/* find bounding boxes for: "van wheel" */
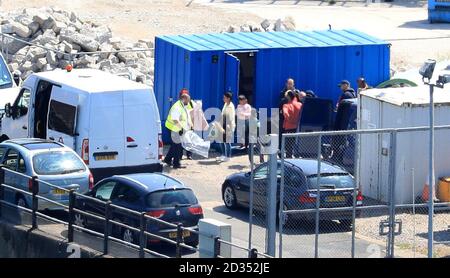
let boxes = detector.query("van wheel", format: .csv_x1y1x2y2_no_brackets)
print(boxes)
0,135,9,143
16,195,28,208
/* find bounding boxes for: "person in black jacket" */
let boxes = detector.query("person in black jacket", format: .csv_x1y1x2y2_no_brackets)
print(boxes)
336,80,356,110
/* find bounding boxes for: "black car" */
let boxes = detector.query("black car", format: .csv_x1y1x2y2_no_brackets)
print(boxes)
221,159,363,228
74,173,203,246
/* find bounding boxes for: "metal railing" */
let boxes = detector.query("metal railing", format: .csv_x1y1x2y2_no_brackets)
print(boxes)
0,165,271,258
213,237,273,258
0,166,207,258
278,125,450,258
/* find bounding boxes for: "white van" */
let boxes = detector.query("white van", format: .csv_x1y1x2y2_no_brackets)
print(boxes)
0,69,163,180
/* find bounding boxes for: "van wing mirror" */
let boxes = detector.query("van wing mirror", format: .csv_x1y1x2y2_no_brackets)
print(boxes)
4,103,11,118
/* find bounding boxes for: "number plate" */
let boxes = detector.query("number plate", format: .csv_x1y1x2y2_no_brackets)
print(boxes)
326,195,346,202
94,154,117,161
53,189,68,195
169,230,190,239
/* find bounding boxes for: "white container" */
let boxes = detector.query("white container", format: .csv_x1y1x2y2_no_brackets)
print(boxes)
358,85,450,204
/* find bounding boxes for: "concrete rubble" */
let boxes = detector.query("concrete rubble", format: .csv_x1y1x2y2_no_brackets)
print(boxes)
0,7,155,87
225,17,297,33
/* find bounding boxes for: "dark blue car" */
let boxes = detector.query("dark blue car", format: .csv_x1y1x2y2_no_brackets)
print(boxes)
221,159,363,229
74,173,203,246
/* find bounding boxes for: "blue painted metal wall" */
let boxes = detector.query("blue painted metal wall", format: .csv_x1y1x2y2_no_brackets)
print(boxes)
428,0,450,23
154,29,390,141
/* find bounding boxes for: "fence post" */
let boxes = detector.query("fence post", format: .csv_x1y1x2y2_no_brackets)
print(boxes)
387,130,397,258
175,223,184,258
249,248,258,258
314,135,323,258
67,189,75,243
213,236,221,258
0,166,4,217
278,135,286,258
139,212,146,258
103,201,111,255
31,176,39,229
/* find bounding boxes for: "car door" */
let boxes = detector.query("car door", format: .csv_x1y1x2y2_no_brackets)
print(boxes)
83,180,119,230
109,183,142,226
252,163,269,210
9,88,31,138
252,163,284,211
2,147,29,205
283,166,308,210
47,86,78,150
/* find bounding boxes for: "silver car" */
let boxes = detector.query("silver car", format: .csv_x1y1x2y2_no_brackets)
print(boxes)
0,138,93,210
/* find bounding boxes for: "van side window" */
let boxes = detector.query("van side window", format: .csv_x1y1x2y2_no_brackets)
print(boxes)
48,100,77,136
12,88,31,119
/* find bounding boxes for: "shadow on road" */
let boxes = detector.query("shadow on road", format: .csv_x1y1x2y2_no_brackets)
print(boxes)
212,204,354,235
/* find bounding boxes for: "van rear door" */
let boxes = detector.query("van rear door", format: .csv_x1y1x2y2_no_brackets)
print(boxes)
47,86,78,149
123,89,161,166
89,92,125,169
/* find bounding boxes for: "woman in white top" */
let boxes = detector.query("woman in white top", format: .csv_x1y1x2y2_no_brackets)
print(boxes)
218,91,236,162
236,95,252,149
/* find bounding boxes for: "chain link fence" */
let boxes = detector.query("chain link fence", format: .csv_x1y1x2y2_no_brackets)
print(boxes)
278,126,450,258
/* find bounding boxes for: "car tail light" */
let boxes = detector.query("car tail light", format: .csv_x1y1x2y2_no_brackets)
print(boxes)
89,173,94,190
146,210,166,219
81,139,89,165
158,133,164,160
299,192,316,204
356,190,363,205
126,136,135,143
188,206,203,215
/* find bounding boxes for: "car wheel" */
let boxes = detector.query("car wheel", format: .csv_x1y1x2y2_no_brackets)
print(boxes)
16,195,28,208
340,219,353,230
74,213,86,229
223,184,237,210
122,228,135,244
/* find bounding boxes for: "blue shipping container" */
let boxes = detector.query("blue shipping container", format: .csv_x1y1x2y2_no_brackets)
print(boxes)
154,29,390,141
428,0,450,23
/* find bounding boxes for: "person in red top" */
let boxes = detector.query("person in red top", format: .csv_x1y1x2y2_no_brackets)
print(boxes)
282,90,303,158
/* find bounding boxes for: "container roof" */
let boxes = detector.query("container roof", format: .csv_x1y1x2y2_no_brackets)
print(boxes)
360,85,450,107
157,29,388,51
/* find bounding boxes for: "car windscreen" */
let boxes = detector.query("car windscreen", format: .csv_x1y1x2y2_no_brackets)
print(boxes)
146,189,198,208
32,151,86,175
307,173,354,190
0,58,12,89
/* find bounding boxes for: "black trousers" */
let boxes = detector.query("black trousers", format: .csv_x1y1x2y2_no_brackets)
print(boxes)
165,132,183,167
283,129,297,158
165,142,183,167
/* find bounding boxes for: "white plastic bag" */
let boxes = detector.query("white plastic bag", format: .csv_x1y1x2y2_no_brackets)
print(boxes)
180,130,211,158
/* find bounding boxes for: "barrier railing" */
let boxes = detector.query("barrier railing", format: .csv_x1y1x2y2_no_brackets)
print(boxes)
0,166,205,258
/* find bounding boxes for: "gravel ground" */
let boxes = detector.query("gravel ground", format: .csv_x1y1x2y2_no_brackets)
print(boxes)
167,148,449,258
356,211,450,258
0,0,260,41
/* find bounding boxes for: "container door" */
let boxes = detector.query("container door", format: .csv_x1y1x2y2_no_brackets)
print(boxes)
224,53,240,98
47,86,78,150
